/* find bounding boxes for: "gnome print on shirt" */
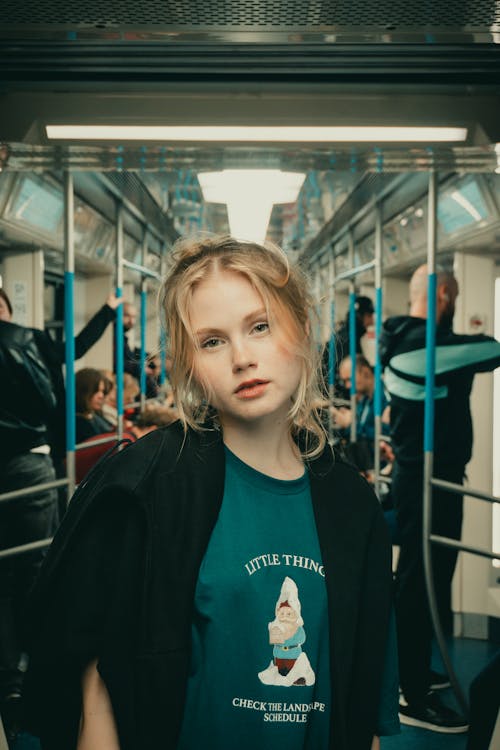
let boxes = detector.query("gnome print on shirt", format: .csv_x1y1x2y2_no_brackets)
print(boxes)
258,576,315,687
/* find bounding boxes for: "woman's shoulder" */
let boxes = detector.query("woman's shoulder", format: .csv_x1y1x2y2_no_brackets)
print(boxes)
309,445,380,511
88,420,222,492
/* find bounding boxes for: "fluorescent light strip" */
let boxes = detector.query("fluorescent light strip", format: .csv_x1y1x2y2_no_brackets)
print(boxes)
198,170,306,244
45,125,468,142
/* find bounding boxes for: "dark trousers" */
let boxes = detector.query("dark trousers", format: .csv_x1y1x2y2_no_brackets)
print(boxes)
0,452,58,698
392,461,464,706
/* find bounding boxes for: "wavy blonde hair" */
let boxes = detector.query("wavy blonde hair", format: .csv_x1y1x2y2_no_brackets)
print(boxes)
159,234,327,458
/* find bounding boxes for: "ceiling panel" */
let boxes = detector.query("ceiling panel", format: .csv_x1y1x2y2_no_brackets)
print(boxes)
2,0,499,37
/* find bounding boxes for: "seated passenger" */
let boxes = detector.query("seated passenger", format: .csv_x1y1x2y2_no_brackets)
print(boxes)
75,368,113,444
75,403,178,483
100,371,140,428
331,354,390,449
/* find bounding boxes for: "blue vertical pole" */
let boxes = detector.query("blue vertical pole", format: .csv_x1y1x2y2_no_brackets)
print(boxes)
424,272,437,453
328,299,336,391
374,203,383,498
349,288,357,442
64,273,75,450
160,242,167,387
422,171,468,716
374,286,383,416
140,231,148,409
140,286,147,402
160,327,167,387
348,232,357,442
115,205,124,440
328,253,336,443
63,172,76,501
349,291,357,382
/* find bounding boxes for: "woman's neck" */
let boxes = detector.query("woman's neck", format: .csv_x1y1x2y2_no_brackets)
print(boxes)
221,419,304,480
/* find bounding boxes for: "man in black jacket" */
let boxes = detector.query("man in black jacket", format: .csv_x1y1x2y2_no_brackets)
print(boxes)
381,265,500,733
0,289,59,744
0,287,120,744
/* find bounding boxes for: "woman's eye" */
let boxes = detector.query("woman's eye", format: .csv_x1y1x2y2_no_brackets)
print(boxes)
253,322,269,334
201,337,222,349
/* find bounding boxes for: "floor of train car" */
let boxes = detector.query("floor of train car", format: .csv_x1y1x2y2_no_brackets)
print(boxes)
8,636,499,750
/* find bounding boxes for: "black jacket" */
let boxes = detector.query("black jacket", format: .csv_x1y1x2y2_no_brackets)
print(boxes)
24,423,393,750
380,316,500,468
0,320,56,459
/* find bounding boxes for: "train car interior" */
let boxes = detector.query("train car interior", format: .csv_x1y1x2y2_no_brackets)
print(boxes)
0,1,499,748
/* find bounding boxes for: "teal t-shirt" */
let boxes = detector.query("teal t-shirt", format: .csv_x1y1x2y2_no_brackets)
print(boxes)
177,447,331,749
177,447,400,749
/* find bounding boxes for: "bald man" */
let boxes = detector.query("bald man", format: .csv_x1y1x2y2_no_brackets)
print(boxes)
380,264,500,733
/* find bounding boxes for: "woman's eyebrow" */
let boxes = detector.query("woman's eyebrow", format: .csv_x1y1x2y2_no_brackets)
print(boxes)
195,308,267,337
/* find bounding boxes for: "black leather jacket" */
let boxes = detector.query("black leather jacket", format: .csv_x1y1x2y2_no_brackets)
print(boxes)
0,320,56,460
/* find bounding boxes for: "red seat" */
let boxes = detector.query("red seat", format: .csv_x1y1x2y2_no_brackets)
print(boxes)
75,431,136,483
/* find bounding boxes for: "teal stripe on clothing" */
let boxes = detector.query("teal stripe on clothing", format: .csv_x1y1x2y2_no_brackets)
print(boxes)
385,368,448,402
390,340,500,378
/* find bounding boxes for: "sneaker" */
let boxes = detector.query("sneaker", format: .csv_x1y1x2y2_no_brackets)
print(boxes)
430,669,451,690
399,691,469,733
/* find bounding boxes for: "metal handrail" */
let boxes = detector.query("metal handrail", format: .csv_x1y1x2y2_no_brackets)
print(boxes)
0,478,69,504
0,538,53,560
430,535,500,562
75,435,118,451
333,259,376,284
430,478,500,505
122,258,161,280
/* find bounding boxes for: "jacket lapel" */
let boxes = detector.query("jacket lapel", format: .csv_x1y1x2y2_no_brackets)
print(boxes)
309,460,363,742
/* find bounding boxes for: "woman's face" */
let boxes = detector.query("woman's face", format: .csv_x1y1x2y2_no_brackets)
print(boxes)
105,384,117,408
0,296,12,322
89,381,106,413
189,269,302,432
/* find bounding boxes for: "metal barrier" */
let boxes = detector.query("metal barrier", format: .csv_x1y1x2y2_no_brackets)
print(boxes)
0,479,70,505
422,170,500,716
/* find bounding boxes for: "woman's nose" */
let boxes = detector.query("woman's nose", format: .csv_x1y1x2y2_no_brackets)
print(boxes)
231,340,256,373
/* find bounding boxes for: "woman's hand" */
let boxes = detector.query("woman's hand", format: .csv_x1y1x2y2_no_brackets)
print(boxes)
371,736,380,750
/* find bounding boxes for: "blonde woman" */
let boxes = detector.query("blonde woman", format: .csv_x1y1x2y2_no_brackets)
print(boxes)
24,236,399,750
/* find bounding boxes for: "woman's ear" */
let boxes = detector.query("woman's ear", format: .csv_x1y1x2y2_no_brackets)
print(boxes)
437,283,449,302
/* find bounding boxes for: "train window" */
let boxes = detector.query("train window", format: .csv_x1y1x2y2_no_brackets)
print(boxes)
437,176,489,235
4,174,63,236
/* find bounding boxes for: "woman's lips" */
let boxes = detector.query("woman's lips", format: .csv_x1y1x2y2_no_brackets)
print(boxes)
235,380,269,399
